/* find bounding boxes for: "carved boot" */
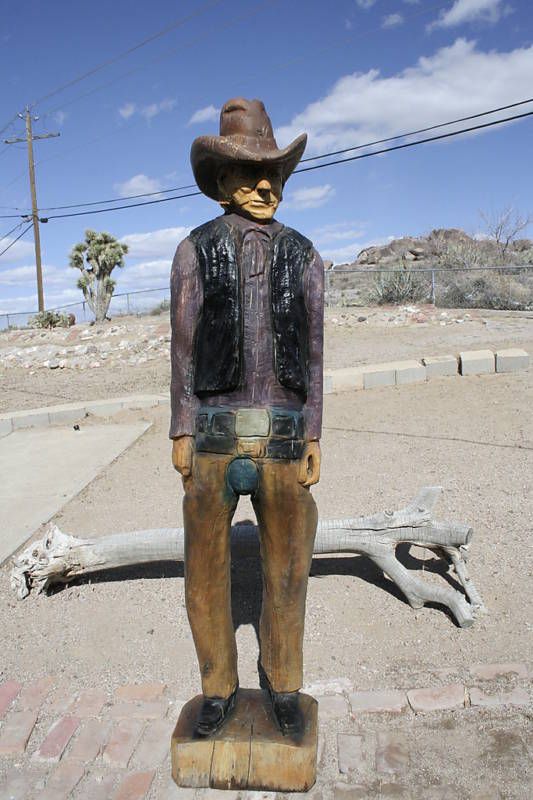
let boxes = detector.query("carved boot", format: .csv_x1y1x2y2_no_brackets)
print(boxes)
194,685,238,737
266,684,304,737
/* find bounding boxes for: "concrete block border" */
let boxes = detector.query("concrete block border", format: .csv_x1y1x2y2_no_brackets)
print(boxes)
0,345,529,432
495,347,530,373
324,347,529,395
0,394,169,438
459,349,495,376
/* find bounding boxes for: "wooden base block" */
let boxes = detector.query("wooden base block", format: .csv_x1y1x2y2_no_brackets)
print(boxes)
171,688,318,792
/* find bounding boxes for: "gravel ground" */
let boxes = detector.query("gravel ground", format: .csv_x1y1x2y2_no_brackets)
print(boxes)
1,308,531,797
1,368,531,690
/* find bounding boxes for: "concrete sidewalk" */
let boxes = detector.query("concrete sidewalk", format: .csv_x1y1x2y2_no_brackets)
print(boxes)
0,421,151,564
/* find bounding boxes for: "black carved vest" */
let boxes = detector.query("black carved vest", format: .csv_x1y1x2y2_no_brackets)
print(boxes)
189,216,313,399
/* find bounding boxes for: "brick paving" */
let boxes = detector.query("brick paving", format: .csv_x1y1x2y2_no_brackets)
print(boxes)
34,716,81,763
0,680,21,718
0,666,530,799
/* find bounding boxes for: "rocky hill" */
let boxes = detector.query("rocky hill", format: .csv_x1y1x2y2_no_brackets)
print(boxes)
335,228,533,269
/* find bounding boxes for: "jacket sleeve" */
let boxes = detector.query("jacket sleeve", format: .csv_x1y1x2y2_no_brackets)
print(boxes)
169,237,203,439
303,247,324,441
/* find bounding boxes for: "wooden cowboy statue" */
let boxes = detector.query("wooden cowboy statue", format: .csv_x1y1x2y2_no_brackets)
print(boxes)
170,97,324,738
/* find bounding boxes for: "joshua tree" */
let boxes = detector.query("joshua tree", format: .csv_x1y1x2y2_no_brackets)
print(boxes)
69,229,128,322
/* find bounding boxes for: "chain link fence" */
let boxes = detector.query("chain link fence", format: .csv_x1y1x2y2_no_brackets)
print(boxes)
1,265,532,330
0,286,171,330
324,264,533,310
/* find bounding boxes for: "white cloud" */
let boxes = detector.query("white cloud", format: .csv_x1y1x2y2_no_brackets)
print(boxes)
119,102,136,119
114,174,163,198
284,184,335,210
319,242,362,264
383,13,404,28
141,98,176,120
276,39,533,155
0,286,81,315
118,98,176,122
356,0,376,8
188,105,220,125
429,0,506,30
121,227,191,259
0,234,189,314
0,238,34,264
312,221,366,243
320,235,395,265
0,263,67,287
120,259,173,289
53,110,68,126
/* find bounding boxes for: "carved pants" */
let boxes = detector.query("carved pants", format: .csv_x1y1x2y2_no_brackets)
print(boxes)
182,452,318,698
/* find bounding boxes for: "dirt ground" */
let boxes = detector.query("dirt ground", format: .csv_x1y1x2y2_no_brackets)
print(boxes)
1,307,532,798
1,306,532,413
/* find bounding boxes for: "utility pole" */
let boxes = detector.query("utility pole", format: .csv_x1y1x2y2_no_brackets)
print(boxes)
4,107,59,312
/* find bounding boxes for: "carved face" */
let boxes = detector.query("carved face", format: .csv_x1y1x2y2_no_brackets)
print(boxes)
217,165,282,221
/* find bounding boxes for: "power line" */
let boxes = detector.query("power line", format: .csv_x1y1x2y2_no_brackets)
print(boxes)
45,190,202,219
1,105,532,222
32,95,533,211
45,108,533,220
31,0,223,108
0,223,33,258
13,0,440,206
300,96,533,164
0,114,19,137
36,0,436,123
38,0,272,121
0,221,25,245
38,183,198,211
33,0,432,166
294,108,533,175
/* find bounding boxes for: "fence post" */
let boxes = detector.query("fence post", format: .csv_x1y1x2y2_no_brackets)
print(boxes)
430,268,436,305
6,314,10,329
126,293,130,315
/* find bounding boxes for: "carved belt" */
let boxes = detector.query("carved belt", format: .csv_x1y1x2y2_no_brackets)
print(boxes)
194,406,305,460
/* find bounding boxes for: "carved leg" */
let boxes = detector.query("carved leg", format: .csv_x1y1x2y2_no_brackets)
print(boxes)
183,453,239,699
252,460,318,694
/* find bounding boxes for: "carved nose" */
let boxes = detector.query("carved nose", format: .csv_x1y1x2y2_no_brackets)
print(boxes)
256,178,272,192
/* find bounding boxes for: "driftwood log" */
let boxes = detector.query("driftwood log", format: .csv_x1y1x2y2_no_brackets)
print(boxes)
10,487,485,627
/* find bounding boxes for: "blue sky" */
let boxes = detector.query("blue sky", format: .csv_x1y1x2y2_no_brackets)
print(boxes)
1,0,532,314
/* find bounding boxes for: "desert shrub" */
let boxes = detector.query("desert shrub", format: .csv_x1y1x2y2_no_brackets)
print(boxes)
29,310,70,329
149,298,170,315
437,272,533,310
370,268,430,305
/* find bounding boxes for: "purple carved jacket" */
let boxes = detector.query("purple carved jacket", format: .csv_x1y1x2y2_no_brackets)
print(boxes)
169,212,324,441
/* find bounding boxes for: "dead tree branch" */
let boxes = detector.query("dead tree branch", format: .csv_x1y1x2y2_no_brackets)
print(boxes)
10,487,485,627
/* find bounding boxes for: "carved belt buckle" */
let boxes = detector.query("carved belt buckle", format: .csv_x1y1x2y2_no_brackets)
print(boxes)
235,409,270,438
237,438,267,458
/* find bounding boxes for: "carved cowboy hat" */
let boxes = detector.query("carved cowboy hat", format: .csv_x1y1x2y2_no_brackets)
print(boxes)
190,97,307,201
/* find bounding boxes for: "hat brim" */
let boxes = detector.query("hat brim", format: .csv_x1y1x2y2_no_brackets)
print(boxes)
190,133,307,201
